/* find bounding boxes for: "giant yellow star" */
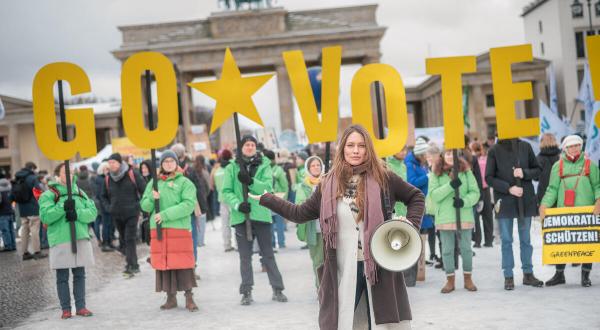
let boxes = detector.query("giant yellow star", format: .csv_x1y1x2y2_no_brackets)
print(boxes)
188,48,273,134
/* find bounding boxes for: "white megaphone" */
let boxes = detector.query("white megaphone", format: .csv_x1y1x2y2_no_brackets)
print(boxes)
370,216,422,272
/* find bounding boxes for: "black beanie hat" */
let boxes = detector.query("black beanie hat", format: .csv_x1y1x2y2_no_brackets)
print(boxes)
108,153,122,163
240,135,258,147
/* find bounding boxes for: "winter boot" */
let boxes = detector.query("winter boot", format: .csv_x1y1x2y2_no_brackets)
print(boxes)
545,271,565,286
75,308,93,317
441,274,455,294
504,277,515,291
523,273,544,287
61,310,72,319
582,270,592,287
272,289,288,302
241,291,253,306
33,252,47,260
463,273,477,291
184,290,199,312
160,293,177,310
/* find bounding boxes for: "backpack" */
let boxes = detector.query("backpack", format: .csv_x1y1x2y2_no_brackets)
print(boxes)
105,169,139,198
12,176,33,203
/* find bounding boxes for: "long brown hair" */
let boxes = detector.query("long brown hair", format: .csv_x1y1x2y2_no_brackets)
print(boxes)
328,125,388,221
432,150,470,177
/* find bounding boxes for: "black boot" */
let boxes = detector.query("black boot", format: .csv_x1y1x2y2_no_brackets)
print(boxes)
272,289,288,302
504,277,515,291
582,270,592,287
523,273,543,287
545,271,565,286
240,291,253,306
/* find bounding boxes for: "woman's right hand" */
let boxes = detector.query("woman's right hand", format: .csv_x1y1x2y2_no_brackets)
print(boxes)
152,190,160,200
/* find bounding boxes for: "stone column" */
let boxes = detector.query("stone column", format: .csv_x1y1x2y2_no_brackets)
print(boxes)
276,64,295,131
471,85,485,140
9,124,20,174
179,72,194,150
532,81,547,118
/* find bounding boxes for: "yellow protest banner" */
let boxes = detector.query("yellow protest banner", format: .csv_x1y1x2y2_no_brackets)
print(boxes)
112,137,151,161
587,35,600,128
542,206,600,265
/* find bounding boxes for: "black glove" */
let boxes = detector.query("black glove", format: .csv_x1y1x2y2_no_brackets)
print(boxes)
453,197,464,208
450,178,462,189
238,201,251,214
238,172,253,186
64,199,77,222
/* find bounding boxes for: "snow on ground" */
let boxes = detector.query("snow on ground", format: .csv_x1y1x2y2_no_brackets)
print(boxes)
15,219,600,329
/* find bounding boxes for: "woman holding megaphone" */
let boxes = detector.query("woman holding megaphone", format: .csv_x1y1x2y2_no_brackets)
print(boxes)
428,149,480,294
250,125,425,330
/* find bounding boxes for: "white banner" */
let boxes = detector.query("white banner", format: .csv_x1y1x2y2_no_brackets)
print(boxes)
540,100,573,143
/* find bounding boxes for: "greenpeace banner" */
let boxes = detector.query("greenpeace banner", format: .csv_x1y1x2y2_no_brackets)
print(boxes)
542,206,600,265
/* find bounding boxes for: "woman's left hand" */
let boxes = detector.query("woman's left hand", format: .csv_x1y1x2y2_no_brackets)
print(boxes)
154,213,162,224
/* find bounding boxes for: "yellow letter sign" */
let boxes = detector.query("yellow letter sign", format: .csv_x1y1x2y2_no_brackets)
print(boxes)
426,56,477,149
490,44,539,139
32,62,96,160
351,64,409,158
121,52,179,149
283,46,341,143
586,36,600,128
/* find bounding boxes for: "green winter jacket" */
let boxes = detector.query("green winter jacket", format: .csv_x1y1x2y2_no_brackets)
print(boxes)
295,181,320,245
428,170,480,225
293,166,306,192
272,164,289,200
213,166,226,202
140,172,197,230
39,181,98,247
541,154,600,208
222,156,274,225
386,156,408,216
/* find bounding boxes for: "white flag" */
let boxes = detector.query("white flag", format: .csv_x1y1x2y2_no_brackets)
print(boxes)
577,64,596,132
0,97,5,120
547,64,559,115
540,100,573,142
585,101,600,163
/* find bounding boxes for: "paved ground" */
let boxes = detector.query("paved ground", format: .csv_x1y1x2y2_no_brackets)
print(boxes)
4,218,600,329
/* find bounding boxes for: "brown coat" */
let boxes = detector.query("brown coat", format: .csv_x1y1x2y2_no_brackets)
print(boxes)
260,171,425,329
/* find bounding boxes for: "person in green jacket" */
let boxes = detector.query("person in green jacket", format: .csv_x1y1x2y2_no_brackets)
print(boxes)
39,163,97,319
539,134,600,287
264,149,289,249
428,149,480,294
140,150,199,312
295,155,325,289
211,149,235,252
221,135,287,305
386,147,408,216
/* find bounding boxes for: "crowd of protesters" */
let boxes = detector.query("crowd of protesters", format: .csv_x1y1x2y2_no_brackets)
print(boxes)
2,126,599,322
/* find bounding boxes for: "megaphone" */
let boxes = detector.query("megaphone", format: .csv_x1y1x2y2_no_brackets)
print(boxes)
370,217,422,272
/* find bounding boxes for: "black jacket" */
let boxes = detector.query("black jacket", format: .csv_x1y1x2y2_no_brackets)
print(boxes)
0,179,14,216
536,146,561,204
485,139,541,218
181,161,209,216
13,168,42,217
100,164,146,219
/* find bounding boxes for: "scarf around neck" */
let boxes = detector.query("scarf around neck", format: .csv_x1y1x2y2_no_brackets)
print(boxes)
320,161,385,285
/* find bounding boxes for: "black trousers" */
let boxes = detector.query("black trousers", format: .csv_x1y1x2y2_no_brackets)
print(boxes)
235,221,284,294
481,187,494,245
355,261,372,330
114,215,139,267
556,264,593,271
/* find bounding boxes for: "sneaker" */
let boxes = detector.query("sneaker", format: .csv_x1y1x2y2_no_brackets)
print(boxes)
33,252,47,260
61,310,72,319
101,245,114,252
131,265,140,274
122,266,134,277
504,277,515,291
272,289,288,302
22,252,34,261
523,273,543,287
473,243,481,248
76,308,93,317
582,270,592,287
545,271,565,287
241,292,253,306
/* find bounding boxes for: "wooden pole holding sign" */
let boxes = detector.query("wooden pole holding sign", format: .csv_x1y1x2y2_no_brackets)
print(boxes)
144,70,162,241
452,149,463,238
57,80,77,254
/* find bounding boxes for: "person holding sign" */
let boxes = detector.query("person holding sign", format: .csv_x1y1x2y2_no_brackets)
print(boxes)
251,125,425,330
428,149,480,293
140,151,199,312
39,163,97,319
539,135,600,287
221,135,287,306
486,138,544,290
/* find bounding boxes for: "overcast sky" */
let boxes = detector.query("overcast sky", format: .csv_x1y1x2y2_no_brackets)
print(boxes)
0,0,534,132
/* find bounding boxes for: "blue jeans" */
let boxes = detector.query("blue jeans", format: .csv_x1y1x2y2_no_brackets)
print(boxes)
198,214,207,247
56,267,86,311
92,215,102,241
101,212,113,245
39,224,49,249
0,215,16,250
498,217,534,278
271,214,286,248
